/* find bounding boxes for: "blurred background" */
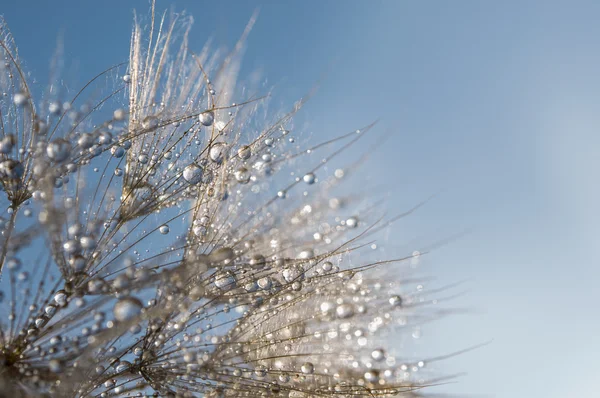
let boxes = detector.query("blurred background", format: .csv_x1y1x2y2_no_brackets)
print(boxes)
2,1,598,396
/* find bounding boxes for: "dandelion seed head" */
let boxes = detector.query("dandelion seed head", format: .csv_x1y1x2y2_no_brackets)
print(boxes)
0,6,445,397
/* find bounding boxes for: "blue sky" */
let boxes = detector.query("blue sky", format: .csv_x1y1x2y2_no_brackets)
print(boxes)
2,1,599,397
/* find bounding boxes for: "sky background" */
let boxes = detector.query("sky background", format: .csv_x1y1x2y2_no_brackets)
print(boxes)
2,1,599,397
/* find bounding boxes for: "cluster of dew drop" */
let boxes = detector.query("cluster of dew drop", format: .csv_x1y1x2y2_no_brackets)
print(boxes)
0,9,444,398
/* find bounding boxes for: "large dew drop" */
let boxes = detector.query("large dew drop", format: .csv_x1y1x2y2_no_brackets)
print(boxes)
237,145,251,160
234,167,250,184
46,139,72,162
183,163,204,185
199,111,214,126
113,297,143,322
209,143,227,163
301,362,314,374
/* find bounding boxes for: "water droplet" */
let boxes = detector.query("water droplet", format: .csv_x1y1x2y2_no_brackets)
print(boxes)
254,365,267,378
111,146,125,158
257,277,272,290
113,108,126,121
209,142,227,163
13,92,27,106
49,359,62,373
249,254,266,269
301,362,314,374
199,111,214,126
47,139,72,162
389,295,402,307
159,224,170,235
6,257,21,270
183,163,204,185
113,297,143,322
115,361,131,373
336,303,354,319
214,272,236,290
48,102,61,115
142,116,159,129
282,265,304,283
54,291,68,306
303,172,315,184
346,216,358,228
209,247,235,265
0,160,24,179
237,145,251,160
69,255,86,272
371,348,385,362
234,167,250,184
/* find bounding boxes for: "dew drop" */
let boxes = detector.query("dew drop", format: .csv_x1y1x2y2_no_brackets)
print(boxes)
301,362,314,374
346,216,358,228
113,297,143,322
303,172,315,184
237,145,251,160
199,111,214,126
389,295,402,307
234,167,250,184
336,303,354,319
159,224,170,235
183,163,204,185
209,142,227,163
47,139,72,162
371,348,385,362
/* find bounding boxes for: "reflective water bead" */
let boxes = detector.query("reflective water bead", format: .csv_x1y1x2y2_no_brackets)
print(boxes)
69,255,86,272
389,295,402,307
159,224,170,235
254,365,267,378
209,247,235,265
6,257,21,270
346,216,358,228
209,142,227,163
249,254,266,268
371,348,386,362
113,297,143,322
111,146,125,158
80,236,96,250
0,160,24,179
77,133,95,149
257,277,272,290
301,362,314,374
13,92,27,106
214,272,236,290
336,303,354,319
47,139,72,162
54,291,68,306
183,163,204,185
113,108,126,121
234,167,250,184
48,102,61,115
199,111,214,126
237,145,251,160
303,172,316,184
115,361,131,373
142,116,159,129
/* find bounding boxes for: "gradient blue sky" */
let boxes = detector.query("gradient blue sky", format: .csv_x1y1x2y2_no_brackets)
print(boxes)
2,1,598,397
